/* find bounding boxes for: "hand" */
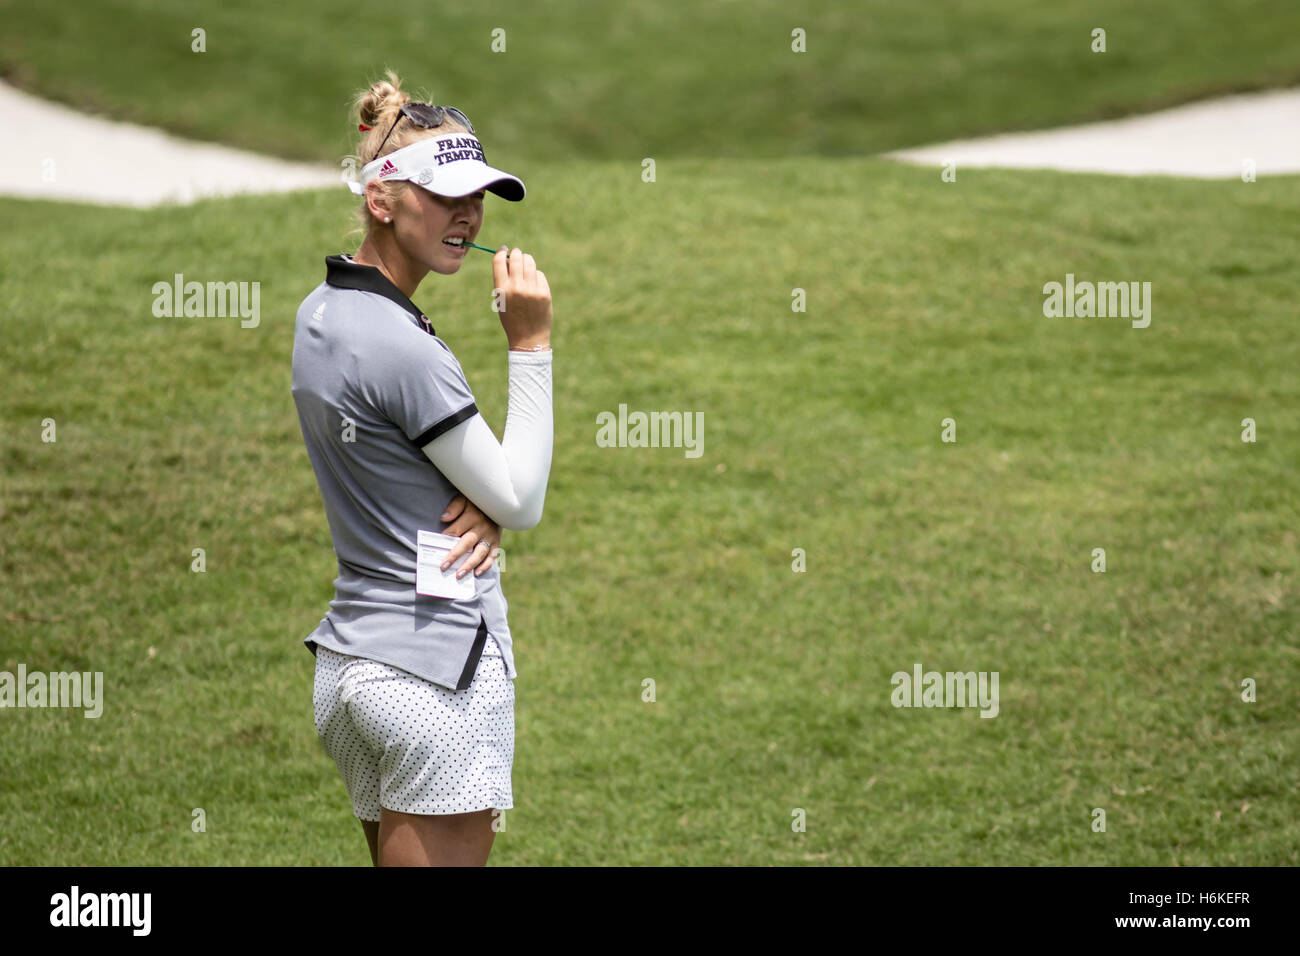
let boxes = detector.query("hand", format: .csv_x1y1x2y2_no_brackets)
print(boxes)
439,494,502,577
493,246,552,350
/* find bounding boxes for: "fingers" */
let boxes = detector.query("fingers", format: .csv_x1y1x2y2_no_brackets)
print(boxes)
495,247,549,348
440,494,467,524
455,539,496,578
505,247,539,283
492,246,510,290
439,532,497,579
497,246,543,292
442,512,470,537
440,530,480,571
457,541,486,577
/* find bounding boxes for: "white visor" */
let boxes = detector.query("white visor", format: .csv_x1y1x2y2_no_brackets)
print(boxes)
348,132,525,201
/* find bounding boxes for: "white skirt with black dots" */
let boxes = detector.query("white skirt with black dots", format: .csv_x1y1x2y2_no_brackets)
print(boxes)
312,635,514,820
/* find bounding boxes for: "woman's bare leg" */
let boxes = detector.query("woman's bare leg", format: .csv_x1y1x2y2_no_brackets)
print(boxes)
361,820,380,866
378,807,497,866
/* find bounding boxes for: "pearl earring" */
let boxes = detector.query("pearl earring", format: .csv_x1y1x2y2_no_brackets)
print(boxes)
384,216,391,223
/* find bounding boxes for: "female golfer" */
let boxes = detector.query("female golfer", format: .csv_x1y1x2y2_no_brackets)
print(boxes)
291,72,553,866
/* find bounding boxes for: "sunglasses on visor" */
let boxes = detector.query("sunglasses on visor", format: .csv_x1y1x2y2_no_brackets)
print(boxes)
370,103,476,158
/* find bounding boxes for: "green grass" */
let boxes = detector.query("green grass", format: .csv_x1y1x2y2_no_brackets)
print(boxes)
3,0,1300,163
1,156,1296,864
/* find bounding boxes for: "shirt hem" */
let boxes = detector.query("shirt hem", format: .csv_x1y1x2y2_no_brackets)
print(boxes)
304,631,518,689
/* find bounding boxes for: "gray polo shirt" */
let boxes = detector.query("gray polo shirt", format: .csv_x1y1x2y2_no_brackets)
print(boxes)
291,254,516,690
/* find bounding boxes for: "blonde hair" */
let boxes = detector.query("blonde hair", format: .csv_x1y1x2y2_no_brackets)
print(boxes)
345,69,473,239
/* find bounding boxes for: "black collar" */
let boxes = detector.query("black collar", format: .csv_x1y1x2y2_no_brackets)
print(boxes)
324,254,436,336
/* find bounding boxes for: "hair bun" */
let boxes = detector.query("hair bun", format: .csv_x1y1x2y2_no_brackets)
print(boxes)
354,69,410,131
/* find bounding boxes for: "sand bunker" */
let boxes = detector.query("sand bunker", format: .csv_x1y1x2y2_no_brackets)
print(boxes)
886,87,1300,178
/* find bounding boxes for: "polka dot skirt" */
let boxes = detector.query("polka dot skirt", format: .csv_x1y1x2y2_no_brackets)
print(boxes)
312,635,514,820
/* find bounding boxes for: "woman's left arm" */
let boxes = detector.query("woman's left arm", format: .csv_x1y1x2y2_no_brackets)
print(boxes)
439,493,502,577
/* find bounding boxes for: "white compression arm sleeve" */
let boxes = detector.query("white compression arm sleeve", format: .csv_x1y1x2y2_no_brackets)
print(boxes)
421,350,553,531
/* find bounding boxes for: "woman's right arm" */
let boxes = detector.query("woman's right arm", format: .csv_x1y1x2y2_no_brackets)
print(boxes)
423,246,553,531
421,349,553,531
